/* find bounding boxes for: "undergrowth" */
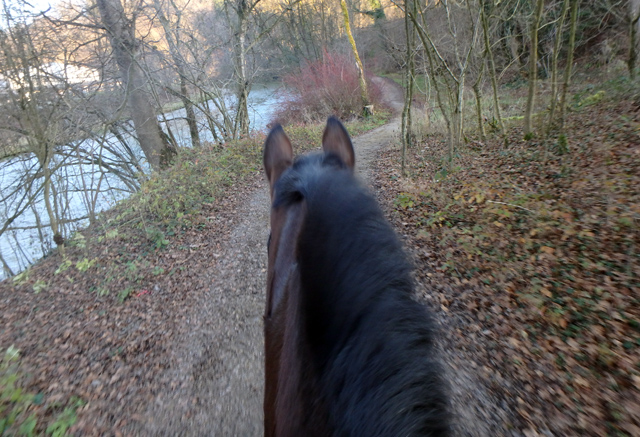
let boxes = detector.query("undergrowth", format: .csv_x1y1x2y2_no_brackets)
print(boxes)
381,74,640,434
1,346,84,436
273,52,385,124
104,112,389,237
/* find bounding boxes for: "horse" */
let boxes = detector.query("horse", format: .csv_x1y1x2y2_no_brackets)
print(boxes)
263,116,450,436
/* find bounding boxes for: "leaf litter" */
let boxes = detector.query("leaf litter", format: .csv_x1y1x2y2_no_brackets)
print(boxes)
372,96,640,435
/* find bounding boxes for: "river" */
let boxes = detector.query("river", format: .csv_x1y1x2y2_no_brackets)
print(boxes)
0,84,282,280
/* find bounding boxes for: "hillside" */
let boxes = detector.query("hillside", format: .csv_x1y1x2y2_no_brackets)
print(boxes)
372,75,640,435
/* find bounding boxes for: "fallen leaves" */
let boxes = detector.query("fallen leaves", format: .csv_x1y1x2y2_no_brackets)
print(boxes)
539,246,554,255
373,97,640,435
0,168,266,434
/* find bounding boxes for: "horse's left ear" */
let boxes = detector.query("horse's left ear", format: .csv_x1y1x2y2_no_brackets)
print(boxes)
264,124,293,194
322,116,355,170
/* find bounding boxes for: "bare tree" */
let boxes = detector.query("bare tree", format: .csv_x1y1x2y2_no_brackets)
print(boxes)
480,0,505,136
151,0,200,148
223,0,301,137
401,0,416,176
0,4,68,254
0,0,146,277
559,0,580,130
547,0,571,132
405,0,481,163
472,58,487,141
265,0,341,65
95,0,173,169
524,0,545,136
341,0,369,109
629,0,640,78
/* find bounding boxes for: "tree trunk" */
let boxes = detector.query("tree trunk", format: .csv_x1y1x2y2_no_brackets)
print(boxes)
473,61,487,142
629,0,640,79
410,9,453,164
235,12,250,137
559,0,579,130
153,0,201,148
481,0,505,136
42,162,63,255
524,0,545,136
341,0,369,109
96,0,171,170
548,0,570,133
180,76,200,147
227,0,302,137
452,77,464,162
401,0,415,176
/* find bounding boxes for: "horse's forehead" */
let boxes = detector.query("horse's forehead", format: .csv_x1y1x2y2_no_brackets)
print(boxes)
294,151,323,165
289,153,324,175
290,152,346,181
272,154,321,202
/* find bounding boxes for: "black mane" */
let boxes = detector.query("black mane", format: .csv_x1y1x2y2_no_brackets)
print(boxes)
272,152,450,436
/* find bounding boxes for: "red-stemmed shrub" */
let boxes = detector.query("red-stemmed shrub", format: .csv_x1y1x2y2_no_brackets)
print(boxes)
272,52,384,125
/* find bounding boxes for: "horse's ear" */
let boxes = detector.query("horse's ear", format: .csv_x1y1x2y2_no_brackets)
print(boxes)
322,116,355,170
264,124,293,193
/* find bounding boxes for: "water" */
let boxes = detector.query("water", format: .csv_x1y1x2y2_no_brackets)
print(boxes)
0,84,282,280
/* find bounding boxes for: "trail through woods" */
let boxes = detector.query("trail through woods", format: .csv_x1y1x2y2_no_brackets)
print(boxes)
140,77,408,434
0,78,512,435
141,77,508,435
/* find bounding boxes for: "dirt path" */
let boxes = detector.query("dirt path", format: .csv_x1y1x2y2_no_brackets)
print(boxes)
144,185,268,435
142,78,503,435
141,77,406,435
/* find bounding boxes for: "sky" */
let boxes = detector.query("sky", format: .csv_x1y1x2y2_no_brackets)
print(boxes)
0,0,67,31
26,0,53,13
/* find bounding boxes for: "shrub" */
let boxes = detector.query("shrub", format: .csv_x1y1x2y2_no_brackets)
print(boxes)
119,138,263,227
273,51,384,124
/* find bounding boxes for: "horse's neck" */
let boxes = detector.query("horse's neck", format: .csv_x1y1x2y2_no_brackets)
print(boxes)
273,268,331,437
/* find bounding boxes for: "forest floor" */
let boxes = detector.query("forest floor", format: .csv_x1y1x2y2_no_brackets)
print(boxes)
1,73,639,436
372,76,640,435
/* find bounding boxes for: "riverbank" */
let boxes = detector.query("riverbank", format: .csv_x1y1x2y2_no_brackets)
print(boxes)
0,82,283,161
0,83,288,280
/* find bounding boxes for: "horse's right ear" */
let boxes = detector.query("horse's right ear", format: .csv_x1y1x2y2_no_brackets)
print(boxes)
264,124,293,194
322,116,355,170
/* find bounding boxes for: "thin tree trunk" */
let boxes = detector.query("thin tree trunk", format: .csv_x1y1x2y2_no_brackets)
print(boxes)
96,0,170,170
227,0,302,136
341,0,369,108
453,77,465,162
412,16,452,161
481,0,505,135
559,0,579,130
547,0,570,133
0,252,14,278
524,0,545,136
153,0,201,148
41,157,64,254
473,61,487,142
234,12,250,137
180,76,200,147
629,0,640,79
401,0,415,176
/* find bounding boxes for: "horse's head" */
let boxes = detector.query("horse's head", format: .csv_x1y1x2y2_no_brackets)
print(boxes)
263,117,354,319
262,117,354,436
